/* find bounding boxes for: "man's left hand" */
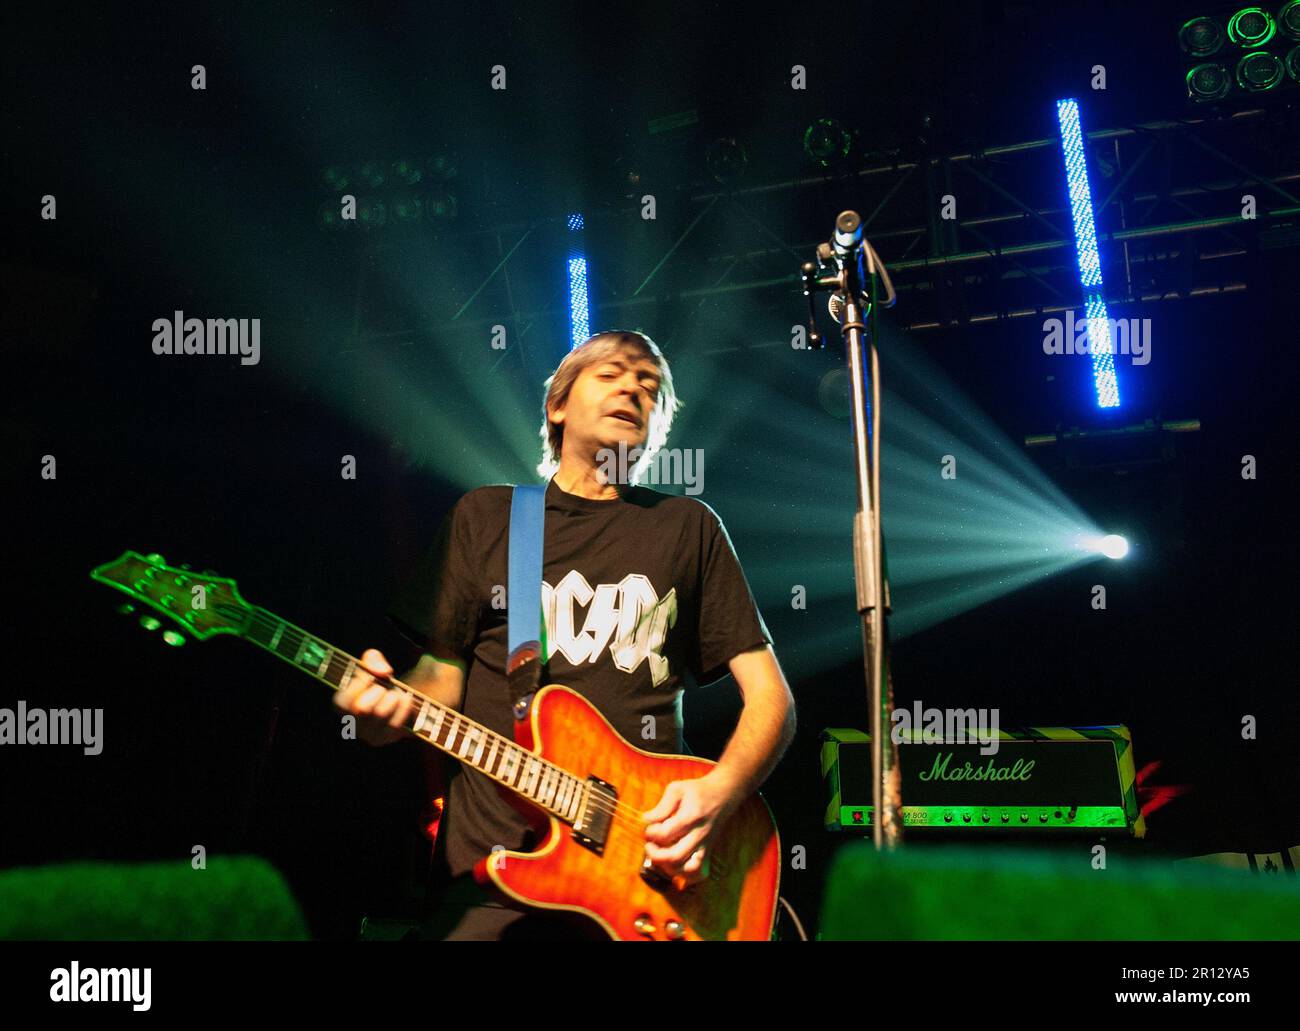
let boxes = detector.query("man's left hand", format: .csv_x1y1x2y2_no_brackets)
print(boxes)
642,768,744,887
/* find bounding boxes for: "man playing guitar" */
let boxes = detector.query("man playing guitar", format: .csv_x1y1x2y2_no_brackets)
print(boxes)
334,330,796,940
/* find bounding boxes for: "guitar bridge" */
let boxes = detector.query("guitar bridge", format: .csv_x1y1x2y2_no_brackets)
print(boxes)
572,775,617,855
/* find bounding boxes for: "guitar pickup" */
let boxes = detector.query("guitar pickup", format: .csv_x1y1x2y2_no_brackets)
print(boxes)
572,775,617,855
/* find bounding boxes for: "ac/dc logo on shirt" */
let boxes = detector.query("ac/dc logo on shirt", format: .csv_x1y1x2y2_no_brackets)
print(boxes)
540,571,678,686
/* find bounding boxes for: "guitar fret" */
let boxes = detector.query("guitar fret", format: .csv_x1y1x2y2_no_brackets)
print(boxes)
234,607,588,830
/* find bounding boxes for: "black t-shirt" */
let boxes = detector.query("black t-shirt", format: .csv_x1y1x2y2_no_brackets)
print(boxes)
387,476,772,880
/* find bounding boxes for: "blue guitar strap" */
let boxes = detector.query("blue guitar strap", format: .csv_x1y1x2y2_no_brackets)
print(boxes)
506,483,547,721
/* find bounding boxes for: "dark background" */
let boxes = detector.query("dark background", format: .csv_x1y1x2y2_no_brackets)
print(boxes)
4,0,1298,938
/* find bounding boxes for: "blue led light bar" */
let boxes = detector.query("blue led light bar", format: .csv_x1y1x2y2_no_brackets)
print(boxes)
566,212,590,348
1056,99,1120,409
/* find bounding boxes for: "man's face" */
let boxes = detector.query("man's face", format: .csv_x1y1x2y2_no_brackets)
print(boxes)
549,350,661,458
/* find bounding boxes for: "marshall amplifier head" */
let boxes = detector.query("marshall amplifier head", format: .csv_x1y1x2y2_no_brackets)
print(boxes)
820,726,1144,837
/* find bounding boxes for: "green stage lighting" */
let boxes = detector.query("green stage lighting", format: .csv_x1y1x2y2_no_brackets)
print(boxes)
1287,45,1300,81
356,197,387,229
1186,62,1232,101
320,165,352,192
390,189,423,223
1282,0,1300,39
1179,16,1226,57
358,160,387,189
804,119,851,167
390,159,423,186
1236,49,1284,89
425,188,458,219
317,200,345,230
1227,7,1276,48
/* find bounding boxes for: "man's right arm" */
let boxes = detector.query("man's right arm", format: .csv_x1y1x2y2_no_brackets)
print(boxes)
333,648,466,746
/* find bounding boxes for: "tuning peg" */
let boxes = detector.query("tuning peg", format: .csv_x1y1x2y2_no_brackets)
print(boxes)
161,630,186,647
144,553,166,566
116,603,136,616
139,615,161,631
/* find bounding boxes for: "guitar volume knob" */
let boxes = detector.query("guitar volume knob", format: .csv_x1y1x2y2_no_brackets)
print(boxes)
633,915,657,937
665,920,685,940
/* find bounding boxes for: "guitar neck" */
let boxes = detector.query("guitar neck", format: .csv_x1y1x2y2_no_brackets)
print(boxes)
242,607,587,826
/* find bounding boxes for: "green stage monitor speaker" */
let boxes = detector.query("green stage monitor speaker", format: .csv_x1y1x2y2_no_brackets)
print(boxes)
821,842,1300,940
0,856,309,940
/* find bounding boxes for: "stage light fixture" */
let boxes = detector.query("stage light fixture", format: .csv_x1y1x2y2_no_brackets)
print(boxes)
320,165,352,192
567,213,590,349
568,257,590,347
358,161,387,189
1179,16,1226,56
424,188,458,219
1287,44,1300,80
356,198,387,229
803,118,851,167
1098,534,1129,560
1236,48,1285,89
1186,61,1233,100
1227,7,1276,47
706,136,749,186
390,159,423,186
1055,98,1120,409
316,200,345,230
390,189,423,223
1282,0,1300,39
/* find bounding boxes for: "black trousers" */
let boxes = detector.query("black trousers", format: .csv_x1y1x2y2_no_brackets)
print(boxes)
420,875,609,941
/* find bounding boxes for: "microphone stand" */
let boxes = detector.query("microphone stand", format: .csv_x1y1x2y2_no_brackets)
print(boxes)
801,211,903,849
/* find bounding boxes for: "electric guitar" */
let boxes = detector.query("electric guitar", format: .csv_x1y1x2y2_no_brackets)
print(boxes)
91,551,782,940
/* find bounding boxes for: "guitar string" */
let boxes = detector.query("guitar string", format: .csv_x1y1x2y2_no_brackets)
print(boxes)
245,612,694,844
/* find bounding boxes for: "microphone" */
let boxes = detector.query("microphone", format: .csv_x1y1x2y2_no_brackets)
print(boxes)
832,210,863,259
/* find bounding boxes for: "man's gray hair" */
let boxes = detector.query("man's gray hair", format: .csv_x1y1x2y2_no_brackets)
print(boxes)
536,330,682,481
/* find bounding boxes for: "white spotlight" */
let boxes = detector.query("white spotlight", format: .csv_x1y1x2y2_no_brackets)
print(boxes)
1099,534,1129,560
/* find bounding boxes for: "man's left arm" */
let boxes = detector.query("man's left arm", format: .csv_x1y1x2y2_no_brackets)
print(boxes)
642,644,795,882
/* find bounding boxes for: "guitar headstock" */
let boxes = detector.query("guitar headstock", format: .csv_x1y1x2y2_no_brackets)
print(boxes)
90,551,252,641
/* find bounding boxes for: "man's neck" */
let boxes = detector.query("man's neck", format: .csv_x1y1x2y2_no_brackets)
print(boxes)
553,457,625,501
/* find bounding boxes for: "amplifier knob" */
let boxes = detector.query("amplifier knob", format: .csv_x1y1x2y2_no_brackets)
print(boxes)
1020,813,1029,823
944,812,953,823
962,813,972,823
1039,813,1049,823
981,812,991,823
1000,813,1010,823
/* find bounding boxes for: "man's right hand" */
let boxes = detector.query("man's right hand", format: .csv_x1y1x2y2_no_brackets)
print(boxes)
333,648,414,747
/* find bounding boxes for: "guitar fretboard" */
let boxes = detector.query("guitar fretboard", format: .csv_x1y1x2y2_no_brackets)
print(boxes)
244,607,589,826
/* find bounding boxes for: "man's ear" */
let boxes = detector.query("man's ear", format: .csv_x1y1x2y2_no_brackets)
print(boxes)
547,398,565,426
